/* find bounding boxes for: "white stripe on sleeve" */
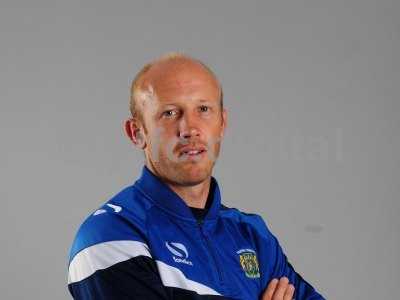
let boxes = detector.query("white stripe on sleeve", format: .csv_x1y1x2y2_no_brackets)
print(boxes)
68,240,152,284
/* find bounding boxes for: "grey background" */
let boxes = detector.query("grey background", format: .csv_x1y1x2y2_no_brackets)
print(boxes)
1,0,399,299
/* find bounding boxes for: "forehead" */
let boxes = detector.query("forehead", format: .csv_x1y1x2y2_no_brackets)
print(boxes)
141,59,220,102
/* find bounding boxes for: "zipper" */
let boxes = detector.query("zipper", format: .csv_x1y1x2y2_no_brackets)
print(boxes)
197,219,224,285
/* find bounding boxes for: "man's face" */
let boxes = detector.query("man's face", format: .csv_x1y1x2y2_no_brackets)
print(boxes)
137,60,227,186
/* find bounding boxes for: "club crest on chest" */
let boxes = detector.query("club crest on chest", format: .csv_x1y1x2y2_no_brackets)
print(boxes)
237,248,260,279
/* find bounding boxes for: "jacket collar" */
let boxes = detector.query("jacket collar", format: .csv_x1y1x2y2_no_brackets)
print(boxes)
134,165,221,222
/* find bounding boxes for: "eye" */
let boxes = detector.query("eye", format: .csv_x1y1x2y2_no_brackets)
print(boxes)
199,105,210,113
162,109,177,118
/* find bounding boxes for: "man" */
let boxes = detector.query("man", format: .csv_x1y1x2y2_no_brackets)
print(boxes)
67,53,325,300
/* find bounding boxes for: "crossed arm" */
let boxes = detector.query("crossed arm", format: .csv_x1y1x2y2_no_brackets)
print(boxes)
261,277,295,300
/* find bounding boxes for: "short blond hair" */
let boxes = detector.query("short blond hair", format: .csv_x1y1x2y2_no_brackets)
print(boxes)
129,52,223,120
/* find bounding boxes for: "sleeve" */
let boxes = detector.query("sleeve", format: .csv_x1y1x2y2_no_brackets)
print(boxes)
67,210,172,300
68,242,171,300
252,215,325,300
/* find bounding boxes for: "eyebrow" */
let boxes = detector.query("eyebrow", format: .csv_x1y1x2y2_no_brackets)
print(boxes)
161,99,215,105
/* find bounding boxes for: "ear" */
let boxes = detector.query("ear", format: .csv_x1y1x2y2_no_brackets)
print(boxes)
220,109,228,139
124,118,146,149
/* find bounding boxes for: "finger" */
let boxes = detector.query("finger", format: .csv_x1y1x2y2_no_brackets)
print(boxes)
283,284,295,300
262,278,279,300
272,277,289,300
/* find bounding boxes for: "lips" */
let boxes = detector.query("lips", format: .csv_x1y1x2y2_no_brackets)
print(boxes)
178,145,207,157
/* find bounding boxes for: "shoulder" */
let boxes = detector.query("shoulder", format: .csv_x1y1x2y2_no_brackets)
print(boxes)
219,204,273,240
68,184,154,264
67,184,156,285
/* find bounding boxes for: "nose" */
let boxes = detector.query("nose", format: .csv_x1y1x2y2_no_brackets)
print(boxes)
178,113,200,140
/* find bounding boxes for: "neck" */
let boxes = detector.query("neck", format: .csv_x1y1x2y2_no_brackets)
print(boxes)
167,177,211,209
145,162,211,209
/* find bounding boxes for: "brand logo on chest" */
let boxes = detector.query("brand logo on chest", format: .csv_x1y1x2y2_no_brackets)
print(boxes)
165,241,193,266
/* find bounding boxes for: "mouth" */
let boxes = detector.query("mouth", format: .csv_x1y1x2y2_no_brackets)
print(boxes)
178,146,207,159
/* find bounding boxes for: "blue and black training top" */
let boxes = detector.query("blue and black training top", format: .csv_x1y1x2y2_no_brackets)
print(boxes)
68,165,324,299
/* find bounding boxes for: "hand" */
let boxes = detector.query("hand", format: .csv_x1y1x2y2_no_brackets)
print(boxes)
261,277,295,300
